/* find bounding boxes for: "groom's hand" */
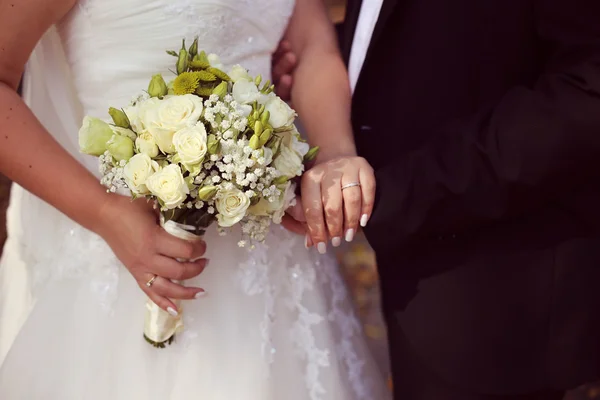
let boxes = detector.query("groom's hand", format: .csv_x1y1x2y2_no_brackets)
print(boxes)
272,39,297,101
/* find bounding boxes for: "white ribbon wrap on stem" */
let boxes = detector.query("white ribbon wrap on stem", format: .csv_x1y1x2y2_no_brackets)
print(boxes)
143,218,204,347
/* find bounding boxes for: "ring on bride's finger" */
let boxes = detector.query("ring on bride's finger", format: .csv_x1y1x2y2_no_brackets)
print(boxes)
146,275,158,288
341,182,361,191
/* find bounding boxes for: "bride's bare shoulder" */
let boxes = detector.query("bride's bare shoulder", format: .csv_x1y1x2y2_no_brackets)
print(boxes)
0,0,77,89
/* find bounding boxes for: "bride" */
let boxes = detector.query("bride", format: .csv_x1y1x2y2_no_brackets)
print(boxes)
0,0,389,399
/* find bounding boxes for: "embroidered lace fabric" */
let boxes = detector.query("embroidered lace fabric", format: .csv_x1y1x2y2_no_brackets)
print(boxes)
0,1,390,399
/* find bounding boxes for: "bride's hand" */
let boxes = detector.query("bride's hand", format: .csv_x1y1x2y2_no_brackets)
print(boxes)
301,156,375,254
96,195,208,314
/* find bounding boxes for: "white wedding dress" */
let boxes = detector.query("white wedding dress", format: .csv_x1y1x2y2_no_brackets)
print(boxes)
0,1,390,399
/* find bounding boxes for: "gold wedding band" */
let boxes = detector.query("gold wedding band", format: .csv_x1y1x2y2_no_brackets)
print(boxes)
146,275,158,288
341,182,361,191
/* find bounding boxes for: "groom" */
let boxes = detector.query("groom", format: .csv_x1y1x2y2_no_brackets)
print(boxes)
276,0,600,398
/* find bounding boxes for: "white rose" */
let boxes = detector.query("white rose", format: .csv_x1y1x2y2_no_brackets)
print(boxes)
172,124,208,166
135,131,159,158
207,53,225,71
228,65,252,83
215,188,251,227
232,80,261,105
123,153,159,195
272,130,309,179
146,164,189,209
264,97,296,129
141,94,204,154
248,182,296,224
124,97,160,133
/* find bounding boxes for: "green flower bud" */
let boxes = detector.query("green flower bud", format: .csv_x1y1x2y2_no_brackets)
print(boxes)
273,176,289,185
198,50,209,64
259,128,272,146
78,116,114,156
207,134,220,154
249,134,261,150
260,110,270,126
303,146,320,163
148,74,168,98
254,121,263,136
176,46,189,75
106,134,134,162
254,74,262,86
108,107,130,129
197,185,219,201
166,50,178,57
189,37,199,58
212,81,228,99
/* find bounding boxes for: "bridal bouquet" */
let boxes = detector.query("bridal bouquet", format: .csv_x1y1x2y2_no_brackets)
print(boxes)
78,38,318,347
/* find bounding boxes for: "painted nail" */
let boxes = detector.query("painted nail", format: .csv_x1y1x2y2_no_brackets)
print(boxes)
167,307,179,317
345,229,355,243
360,214,369,228
317,242,327,254
304,235,310,249
332,237,342,248
195,291,206,299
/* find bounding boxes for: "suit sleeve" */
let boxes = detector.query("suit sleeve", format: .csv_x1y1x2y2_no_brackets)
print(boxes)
364,0,600,255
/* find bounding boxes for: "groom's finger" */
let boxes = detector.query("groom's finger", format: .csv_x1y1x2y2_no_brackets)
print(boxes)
359,167,376,227
273,52,296,84
341,174,362,243
321,175,344,247
301,170,328,254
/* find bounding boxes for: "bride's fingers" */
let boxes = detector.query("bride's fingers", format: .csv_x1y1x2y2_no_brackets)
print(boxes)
358,167,376,227
321,175,344,247
151,255,208,281
150,276,206,300
140,279,178,314
301,170,328,254
341,175,362,243
156,231,207,261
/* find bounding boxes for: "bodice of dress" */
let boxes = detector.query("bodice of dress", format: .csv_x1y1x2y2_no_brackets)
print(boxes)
59,0,294,122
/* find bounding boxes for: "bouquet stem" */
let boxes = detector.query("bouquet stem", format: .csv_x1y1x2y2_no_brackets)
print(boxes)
143,209,213,348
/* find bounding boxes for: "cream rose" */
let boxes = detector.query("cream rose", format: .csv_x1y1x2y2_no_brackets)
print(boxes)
172,124,208,166
248,181,296,224
264,97,296,129
124,97,159,133
78,116,114,156
272,130,310,179
228,65,252,83
232,80,260,105
146,164,189,209
141,94,204,154
135,131,159,158
123,153,159,195
215,188,251,227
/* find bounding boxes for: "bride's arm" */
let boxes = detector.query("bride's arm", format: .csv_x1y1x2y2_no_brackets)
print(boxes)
0,0,207,312
284,0,375,252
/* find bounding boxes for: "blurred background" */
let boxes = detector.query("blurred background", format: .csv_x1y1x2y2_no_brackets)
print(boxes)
0,1,595,398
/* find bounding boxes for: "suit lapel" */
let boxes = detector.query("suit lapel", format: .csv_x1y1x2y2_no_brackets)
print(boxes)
370,0,399,48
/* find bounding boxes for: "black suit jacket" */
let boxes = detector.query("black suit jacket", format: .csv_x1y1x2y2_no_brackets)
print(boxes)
344,0,600,393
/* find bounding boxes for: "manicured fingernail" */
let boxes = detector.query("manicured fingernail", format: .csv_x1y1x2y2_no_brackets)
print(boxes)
360,214,369,228
345,229,355,242
317,242,327,254
167,307,179,317
332,237,342,247
195,291,206,299
304,235,310,249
